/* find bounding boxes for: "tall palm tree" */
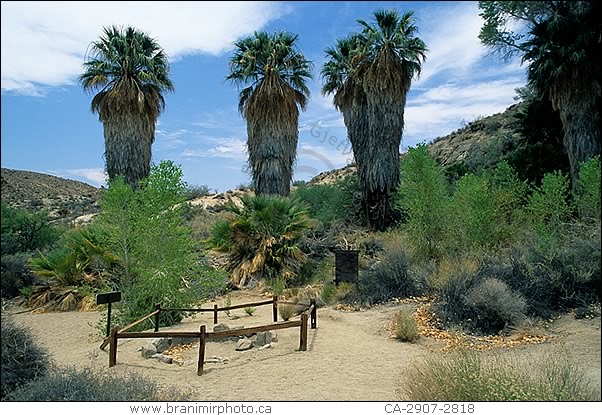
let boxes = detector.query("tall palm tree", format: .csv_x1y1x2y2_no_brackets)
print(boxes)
322,10,427,230
522,1,601,187
79,26,174,188
227,31,313,196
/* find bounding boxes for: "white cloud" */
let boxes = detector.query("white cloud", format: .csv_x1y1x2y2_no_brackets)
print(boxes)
1,1,287,95
49,167,107,187
181,138,247,160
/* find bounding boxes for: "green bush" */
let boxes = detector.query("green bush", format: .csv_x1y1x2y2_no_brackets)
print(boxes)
183,184,212,200
354,246,426,305
399,350,600,401
575,155,601,221
8,366,189,401
391,307,419,342
1,254,36,299
1,201,61,255
399,145,451,260
1,316,50,399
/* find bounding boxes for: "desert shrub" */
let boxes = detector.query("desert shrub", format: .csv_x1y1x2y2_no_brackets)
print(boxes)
354,246,426,305
465,278,527,333
1,316,50,399
399,145,451,260
291,182,347,226
244,307,255,316
575,155,601,221
436,272,527,334
206,195,310,288
1,201,61,255
1,254,36,299
278,303,295,321
183,184,212,200
399,350,600,401
390,307,419,342
8,366,189,401
320,282,338,305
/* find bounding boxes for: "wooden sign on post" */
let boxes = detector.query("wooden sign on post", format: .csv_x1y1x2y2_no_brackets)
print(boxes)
96,291,122,337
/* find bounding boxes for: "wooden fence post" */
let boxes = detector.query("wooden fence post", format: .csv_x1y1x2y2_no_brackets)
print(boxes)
273,295,278,322
197,325,206,376
310,299,317,329
154,303,161,332
213,304,218,325
109,326,118,368
300,313,308,351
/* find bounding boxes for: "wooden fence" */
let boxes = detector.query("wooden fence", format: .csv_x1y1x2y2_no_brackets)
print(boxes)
106,298,317,376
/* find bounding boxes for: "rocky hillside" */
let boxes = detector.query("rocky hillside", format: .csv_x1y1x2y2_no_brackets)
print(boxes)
1,168,102,223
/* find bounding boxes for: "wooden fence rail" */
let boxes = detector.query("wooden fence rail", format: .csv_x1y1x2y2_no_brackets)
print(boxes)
107,298,318,376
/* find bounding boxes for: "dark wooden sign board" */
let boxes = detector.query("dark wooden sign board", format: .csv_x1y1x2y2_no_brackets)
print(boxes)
334,249,359,286
96,291,122,337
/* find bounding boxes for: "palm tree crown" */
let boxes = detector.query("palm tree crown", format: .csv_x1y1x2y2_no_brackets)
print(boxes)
321,9,427,230
227,31,313,196
80,25,174,187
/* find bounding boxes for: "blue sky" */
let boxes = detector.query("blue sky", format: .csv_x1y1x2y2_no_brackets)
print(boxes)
1,1,526,192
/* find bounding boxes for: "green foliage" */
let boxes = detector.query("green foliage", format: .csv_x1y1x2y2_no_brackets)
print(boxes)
8,366,189,401
1,316,50,399
390,307,419,342
183,184,212,200
244,307,256,316
575,156,601,221
1,201,60,255
95,161,214,329
526,170,572,242
400,350,600,401
1,254,35,299
206,195,310,288
399,145,451,259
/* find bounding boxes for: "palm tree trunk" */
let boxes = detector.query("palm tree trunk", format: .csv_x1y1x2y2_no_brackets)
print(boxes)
103,112,154,188
247,114,298,197
553,83,601,188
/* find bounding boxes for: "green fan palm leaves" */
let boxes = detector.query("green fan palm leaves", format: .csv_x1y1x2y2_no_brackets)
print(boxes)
322,9,427,230
227,31,313,196
522,1,601,186
206,195,310,288
79,26,174,188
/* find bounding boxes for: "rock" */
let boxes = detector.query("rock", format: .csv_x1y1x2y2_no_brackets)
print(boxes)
253,331,273,347
270,330,278,343
213,323,230,332
141,345,157,359
236,338,253,351
151,338,171,353
151,353,173,364
258,344,271,351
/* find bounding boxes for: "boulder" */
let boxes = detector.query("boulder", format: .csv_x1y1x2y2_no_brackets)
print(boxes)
253,331,273,347
235,338,253,351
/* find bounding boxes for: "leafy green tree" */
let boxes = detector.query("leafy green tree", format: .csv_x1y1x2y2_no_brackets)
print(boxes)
575,156,601,221
80,26,174,188
322,9,427,230
399,145,450,260
206,195,310,288
479,1,601,187
226,31,313,196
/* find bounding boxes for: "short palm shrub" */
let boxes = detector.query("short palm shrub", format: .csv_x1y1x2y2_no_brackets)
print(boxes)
1,316,50,399
8,366,189,401
390,308,419,342
244,307,256,316
206,195,310,288
399,350,600,401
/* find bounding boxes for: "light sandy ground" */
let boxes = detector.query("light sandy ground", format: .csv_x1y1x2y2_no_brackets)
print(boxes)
7,290,601,401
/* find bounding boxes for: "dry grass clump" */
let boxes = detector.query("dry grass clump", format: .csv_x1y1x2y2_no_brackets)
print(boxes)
389,307,419,342
398,350,600,401
278,303,295,321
